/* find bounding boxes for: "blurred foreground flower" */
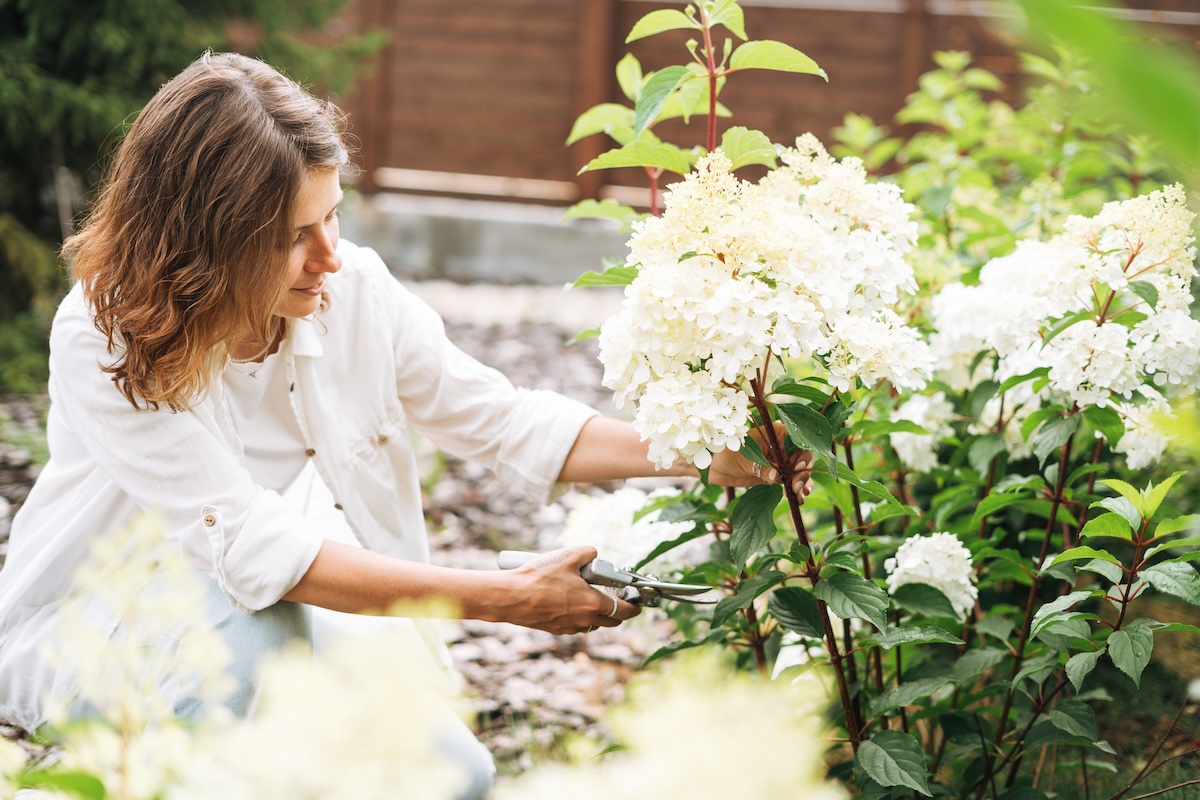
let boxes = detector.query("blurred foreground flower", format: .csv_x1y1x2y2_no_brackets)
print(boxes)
556,487,697,572
169,634,471,800
884,532,978,621
497,653,844,799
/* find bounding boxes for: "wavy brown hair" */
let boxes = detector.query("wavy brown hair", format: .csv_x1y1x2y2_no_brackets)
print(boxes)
64,51,350,410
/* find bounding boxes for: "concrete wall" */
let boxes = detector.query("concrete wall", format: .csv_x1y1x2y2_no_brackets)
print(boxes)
339,192,630,287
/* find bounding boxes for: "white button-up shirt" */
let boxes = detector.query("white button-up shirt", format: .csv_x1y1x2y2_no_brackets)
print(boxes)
0,240,597,730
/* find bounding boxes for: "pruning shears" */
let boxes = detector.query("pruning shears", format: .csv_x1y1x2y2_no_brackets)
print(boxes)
497,550,717,607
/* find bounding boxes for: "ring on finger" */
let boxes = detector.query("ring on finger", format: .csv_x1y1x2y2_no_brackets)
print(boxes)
586,625,595,633
751,462,763,479
606,595,619,619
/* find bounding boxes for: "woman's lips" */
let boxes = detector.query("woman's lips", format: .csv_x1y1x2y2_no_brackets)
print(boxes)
292,279,325,296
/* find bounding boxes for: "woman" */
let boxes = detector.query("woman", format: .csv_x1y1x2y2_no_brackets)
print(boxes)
0,52,811,788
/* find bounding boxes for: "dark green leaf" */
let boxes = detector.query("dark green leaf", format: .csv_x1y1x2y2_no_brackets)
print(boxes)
998,366,1050,396
643,630,724,666
1080,405,1122,448
711,570,786,627
1109,620,1154,688
866,625,964,650
1041,309,1093,347
1043,547,1120,573
1066,649,1104,692
1032,414,1080,466
1140,562,1200,605
969,380,1000,419
968,434,1008,476
814,572,888,630
851,419,927,439
855,730,932,796
730,483,782,565
777,402,834,457
1031,590,1096,635
976,613,1015,642
952,648,1008,682
769,586,824,638
1128,280,1159,310
634,66,694,135
1049,699,1099,740
891,583,959,619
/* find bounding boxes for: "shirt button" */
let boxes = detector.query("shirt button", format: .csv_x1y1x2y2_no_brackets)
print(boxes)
203,514,216,527
333,503,343,511
305,448,316,457
377,435,389,445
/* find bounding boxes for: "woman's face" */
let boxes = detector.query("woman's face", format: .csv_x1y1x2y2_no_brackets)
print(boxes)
275,168,343,319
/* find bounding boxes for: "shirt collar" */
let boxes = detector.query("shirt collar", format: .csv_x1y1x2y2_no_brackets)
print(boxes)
288,316,325,358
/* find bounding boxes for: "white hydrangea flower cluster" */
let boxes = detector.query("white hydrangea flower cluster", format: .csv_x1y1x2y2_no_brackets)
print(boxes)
600,138,931,468
929,184,1200,467
884,532,978,622
889,391,955,471
497,653,845,800
555,487,699,573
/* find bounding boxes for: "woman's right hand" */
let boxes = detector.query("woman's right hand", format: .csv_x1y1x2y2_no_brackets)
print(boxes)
494,546,640,635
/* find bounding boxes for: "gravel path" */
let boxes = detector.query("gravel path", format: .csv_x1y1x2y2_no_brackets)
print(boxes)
0,281,690,775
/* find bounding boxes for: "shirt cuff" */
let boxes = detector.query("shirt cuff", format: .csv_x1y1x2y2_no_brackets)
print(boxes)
494,390,599,504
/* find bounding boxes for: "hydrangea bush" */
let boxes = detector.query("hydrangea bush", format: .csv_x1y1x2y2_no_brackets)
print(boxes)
566,3,1200,797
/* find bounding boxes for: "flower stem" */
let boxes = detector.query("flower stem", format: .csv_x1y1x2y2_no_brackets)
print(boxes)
987,429,1075,777
700,9,719,153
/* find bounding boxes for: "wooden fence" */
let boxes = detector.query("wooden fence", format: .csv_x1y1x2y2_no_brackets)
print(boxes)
335,0,1200,205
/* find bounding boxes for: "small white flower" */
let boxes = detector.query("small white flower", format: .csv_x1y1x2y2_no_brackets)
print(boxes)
884,532,978,621
890,392,954,471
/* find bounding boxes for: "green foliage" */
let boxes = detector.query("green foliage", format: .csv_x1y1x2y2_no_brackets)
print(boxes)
0,0,386,393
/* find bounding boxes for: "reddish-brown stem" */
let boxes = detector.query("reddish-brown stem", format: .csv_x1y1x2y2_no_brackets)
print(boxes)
744,601,768,677
700,9,719,153
841,440,887,701
748,375,862,749
646,167,662,216
1107,700,1195,800
987,429,1075,769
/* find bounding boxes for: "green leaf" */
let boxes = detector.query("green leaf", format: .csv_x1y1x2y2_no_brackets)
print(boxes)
615,53,643,102
1098,478,1147,518
572,265,639,287
866,625,964,650
1092,496,1142,531
814,572,889,630
1147,533,1200,560
567,327,600,344
643,629,725,666
562,198,638,225
968,434,1008,476
625,8,698,43
1032,414,1080,466
1049,699,1099,740
1109,620,1154,688
1151,514,1200,540
1084,404,1126,447
711,570,786,627
1079,512,1133,542
777,402,835,471
1140,562,1200,605
1153,622,1200,635
891,583,959,619
1066,648,1105,692
730,483,783,564
580,139,696,176
1044,547,1120,573
1032,590,1096,635
634,66,693,135
719,125,777,170
1129,279,1159,311
977,613,1015,642
706,0,748,40
952,648,1008,682
739,434,771,468
1144,471,1185,519
728,40,828,80
566,103,635,145
1080,558,1124,584
856,730,932,796
970,491,1032,529
1041,309,1094,347
19,771,108,800
998,366,1050,396
851,419,927,439
769,586,824,638
870,676,952,716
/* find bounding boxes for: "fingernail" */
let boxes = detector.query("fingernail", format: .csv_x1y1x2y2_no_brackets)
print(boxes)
766,469,778,482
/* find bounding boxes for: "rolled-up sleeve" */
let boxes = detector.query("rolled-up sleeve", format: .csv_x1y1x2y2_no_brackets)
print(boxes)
49,288,323,612
376,264,598,502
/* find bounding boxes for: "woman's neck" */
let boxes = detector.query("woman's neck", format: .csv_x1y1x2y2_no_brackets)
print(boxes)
229,318,285,363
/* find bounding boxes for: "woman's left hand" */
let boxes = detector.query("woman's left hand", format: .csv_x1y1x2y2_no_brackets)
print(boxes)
708,422,816,501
